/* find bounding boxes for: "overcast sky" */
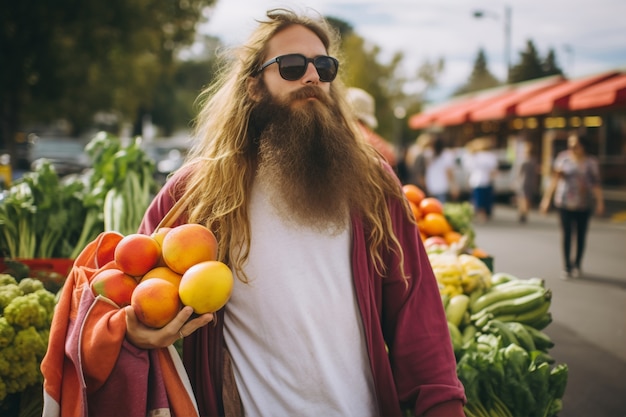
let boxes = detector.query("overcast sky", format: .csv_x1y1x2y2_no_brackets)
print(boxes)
199,0,626,102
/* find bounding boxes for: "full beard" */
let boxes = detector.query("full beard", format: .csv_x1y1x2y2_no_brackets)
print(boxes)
250,85,368,232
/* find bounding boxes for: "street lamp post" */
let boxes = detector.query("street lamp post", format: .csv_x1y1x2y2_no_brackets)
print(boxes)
473,4,512,82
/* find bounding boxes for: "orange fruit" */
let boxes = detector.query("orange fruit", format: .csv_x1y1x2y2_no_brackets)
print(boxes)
151,227,173,267
91,268,138,307
402,184,426,206
131,279,181,328
419,197,444,216
409,201,421,221
114,234,161,277
420,212,451,236
151,227,172,247
179,261,234,314
444,231,463,245
472,248,489,258
141,266,183,288
162,224,218,275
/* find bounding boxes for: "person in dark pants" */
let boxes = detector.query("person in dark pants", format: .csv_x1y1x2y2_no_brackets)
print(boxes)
463,137,498,222
540,133,604,279
515,141,540,223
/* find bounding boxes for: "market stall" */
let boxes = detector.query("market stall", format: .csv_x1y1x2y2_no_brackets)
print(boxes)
403,184,568,417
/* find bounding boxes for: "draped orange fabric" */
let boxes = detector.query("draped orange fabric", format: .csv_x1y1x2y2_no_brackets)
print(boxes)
41,231,199,417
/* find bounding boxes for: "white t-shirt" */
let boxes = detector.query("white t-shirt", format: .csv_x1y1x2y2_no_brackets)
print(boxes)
425,149,456,195
463,150,498,188
223,178,377,417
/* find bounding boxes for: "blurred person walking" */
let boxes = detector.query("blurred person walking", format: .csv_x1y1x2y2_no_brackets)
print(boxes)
407,132,434,190
420,135,459,203
540,133,604,279
515,141,540,223
463,137,498,222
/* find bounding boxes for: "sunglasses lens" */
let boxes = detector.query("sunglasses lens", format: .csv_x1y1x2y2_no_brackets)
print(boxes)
279,54,307,81
315,56,338,82
274,54,338,82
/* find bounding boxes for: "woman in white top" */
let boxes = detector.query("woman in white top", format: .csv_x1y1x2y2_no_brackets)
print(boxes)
423,136,459,203
463,137,498,222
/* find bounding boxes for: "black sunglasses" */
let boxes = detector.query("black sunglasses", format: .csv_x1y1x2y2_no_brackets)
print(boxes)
256,53,339,82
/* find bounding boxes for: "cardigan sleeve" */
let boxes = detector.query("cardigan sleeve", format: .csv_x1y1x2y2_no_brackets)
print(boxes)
383,196,466,415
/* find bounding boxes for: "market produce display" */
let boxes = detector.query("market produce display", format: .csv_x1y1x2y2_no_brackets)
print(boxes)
0,275,57,403
0,132,158,261
402,185,569,417
0,176,569,416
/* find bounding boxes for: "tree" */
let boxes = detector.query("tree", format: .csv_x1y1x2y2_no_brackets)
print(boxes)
0,0,216,168
454,48,501,95
542,48,564,78
151,34,223,136
508,39,563,83
327,17,435,143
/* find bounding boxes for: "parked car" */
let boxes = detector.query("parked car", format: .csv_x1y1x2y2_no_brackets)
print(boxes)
28,136,90,177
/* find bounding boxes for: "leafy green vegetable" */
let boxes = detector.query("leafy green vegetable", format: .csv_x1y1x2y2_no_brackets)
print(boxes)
457,332,568,417
0,131,158,260
443,202,476,248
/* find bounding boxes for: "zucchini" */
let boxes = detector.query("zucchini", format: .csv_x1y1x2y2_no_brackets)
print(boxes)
445,294,470,327
493,276,545,289
447,321,463,354
495,300,552,326
472,289,551,319
461,324,478,344
490,272,519,285
471,284,546,313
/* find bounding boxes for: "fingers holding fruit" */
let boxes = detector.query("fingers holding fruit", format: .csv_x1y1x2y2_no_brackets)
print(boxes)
125,305,213,349
91,223,233,348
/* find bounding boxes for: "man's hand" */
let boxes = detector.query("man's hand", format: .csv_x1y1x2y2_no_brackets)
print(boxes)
125,305,214,349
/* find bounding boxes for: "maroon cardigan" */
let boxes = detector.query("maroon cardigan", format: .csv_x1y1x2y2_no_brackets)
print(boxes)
138,170,466,416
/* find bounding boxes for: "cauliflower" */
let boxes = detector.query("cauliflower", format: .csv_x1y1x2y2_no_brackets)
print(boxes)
0,344,43,394
31,289,58,321
13,326,48,360
0,283,23,311
0,274,18,286
18,277,45,294
0,273,57,401
4,293,50,330
0,317,15,348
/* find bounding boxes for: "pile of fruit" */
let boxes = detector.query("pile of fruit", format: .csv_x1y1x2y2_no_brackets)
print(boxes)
90,223,234,328
401,185,568,417
402,184,485,258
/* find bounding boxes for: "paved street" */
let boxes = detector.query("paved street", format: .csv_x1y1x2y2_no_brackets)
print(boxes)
472,204,626,417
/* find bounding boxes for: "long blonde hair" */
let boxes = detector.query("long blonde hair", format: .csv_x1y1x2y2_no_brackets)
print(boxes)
179,8,409,282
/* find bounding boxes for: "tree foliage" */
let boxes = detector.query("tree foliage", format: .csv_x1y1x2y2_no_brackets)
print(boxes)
508,40,563,84
330,18,439,144
454,48,502,96
1,6,441,169
0,0,216,161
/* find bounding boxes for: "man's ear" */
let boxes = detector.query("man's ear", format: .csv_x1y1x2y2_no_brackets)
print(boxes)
247,77,262,102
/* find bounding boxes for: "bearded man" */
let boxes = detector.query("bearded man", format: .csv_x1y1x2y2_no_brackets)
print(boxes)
43,8,466,417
